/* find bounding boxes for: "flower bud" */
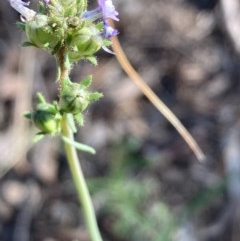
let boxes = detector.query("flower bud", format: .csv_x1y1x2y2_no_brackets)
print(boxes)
68,26,102,62
25,14,60,49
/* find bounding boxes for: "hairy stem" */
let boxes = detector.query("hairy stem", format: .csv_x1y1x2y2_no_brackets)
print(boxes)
56,46,71,83
58,47,103,241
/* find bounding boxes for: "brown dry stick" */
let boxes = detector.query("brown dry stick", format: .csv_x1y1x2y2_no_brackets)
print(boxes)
111,32,205,162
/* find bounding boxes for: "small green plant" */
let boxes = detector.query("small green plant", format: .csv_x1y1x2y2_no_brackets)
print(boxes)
88,140,175,241
99,177,175,241
8,0,119,240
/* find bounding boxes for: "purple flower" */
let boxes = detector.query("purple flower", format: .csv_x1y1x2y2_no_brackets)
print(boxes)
9,0,36,21
83,0,119,38
103,20,118,37
83,0,119,21
98,0,119,21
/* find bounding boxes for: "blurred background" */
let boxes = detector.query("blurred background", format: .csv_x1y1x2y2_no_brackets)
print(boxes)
1,0,240,240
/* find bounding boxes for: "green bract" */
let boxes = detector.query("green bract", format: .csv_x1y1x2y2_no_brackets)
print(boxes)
60,85,90,114
25,94,61,135
68,26,102,62
25,14,60,49
50,0,87,17
32,109,60,134
60,77,102,114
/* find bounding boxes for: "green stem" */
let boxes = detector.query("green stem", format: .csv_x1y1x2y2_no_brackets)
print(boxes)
57,48,103,241
56,46,71,83
61,114,103,241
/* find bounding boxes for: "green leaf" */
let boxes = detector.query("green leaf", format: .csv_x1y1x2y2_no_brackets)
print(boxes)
103,39,112,47
88,92,103,101
37,1,47,14
21,41,36,47
16,22,26,31
23,112,32,119
74,113,84,126
80,75,92,88
65,34,73,46
61,136,96,154
86,56,98,66
51,41,62,55
95,22,103,31
37,92,46,103
33,133,45,143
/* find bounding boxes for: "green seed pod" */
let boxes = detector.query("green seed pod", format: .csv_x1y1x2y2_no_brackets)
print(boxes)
31,99,61,134
25,14,60,49
60,79,91,114
68,26,102,62
32,110,60,134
